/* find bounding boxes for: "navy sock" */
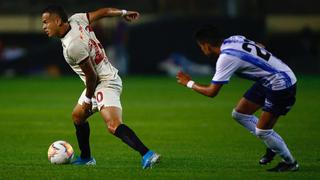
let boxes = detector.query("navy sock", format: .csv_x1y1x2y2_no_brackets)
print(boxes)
114,124,149,156
74,122,91,159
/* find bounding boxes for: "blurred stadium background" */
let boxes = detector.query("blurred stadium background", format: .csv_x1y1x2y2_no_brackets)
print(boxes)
0,0,319,76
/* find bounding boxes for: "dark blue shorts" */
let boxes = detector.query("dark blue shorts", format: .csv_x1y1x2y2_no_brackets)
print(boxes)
243,82,296,116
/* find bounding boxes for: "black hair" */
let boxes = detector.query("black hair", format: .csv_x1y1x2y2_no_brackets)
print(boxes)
194,25,223,45
42,5,68,23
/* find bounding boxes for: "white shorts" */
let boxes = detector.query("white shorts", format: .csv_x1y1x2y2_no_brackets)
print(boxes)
78,76,122,112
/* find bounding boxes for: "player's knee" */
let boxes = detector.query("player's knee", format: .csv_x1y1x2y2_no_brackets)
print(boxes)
71,111,78,122
71,111,84,125
255,127,273,139
231,109,246,120
107,125,114,134
107,124,119,134
104,116,122,134
106,119,121,134
231,109,239,120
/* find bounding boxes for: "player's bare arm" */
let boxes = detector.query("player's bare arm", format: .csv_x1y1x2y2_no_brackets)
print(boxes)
79,57,98,111
176,71,223,97
88,8,139,24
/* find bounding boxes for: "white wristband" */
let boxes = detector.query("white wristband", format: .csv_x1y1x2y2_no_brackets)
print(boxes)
186,80,195,89
121,9,127,16
83,96,91,104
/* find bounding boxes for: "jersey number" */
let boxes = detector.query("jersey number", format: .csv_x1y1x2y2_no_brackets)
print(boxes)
242,42,271,61
89,39,104,65
97,91,103,102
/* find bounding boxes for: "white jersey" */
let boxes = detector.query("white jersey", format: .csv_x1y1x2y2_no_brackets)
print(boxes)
61,13,118,84
212,35,297,90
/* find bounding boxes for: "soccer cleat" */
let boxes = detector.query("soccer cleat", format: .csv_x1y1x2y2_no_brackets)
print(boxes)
259,148,276,165
142,150,161,169
267,161,299,172
71,156,96,165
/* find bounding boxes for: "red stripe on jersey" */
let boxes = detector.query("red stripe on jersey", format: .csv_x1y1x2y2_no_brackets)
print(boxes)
85,25,94,32
95,56,104,65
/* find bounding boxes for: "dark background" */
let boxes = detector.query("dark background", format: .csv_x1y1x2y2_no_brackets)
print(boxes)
0,0,319,76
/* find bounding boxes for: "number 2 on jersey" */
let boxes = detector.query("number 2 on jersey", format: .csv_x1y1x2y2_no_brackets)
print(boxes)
242,40,271,61
89,39,104,65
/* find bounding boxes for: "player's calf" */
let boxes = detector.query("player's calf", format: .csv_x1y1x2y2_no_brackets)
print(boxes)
74,122,91,160
231,109,258,134
255,128,296,165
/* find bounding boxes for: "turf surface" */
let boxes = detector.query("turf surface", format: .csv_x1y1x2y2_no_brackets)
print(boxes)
0,75,319,179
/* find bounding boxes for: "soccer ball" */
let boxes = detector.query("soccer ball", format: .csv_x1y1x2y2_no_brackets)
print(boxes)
48,140,74,164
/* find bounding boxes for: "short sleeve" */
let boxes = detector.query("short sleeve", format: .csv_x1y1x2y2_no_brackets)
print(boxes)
67,39,89,64
69,13,89,26
212,54,240,84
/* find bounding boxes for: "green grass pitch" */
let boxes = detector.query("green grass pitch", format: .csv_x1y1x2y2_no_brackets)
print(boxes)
0,75,319,179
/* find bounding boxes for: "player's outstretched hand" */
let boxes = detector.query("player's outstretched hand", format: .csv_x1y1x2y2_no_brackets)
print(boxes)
123,11,140,22
176,71,191,87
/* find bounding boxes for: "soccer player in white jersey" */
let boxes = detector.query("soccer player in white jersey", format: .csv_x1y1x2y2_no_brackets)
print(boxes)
176,26,299,172
41,5,160,168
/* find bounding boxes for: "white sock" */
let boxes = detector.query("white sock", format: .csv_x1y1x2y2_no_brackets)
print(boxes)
255,128,295,163
232,109,258,135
